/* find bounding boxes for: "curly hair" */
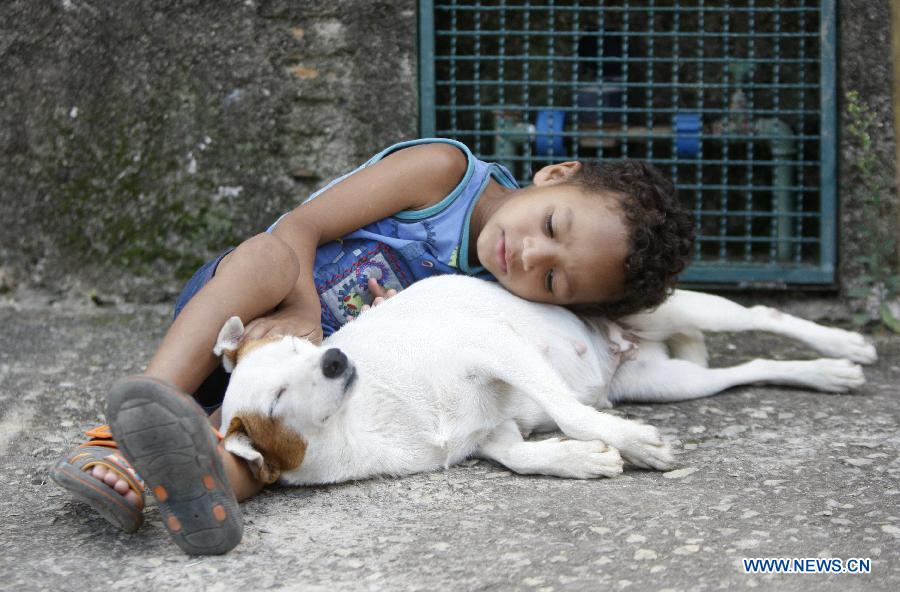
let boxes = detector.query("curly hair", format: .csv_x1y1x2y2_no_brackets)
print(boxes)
565,159,695,318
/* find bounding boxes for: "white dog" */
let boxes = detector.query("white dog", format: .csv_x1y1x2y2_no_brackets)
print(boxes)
213,276,876,486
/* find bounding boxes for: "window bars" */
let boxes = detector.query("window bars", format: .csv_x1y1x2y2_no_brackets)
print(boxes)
419,0,837,286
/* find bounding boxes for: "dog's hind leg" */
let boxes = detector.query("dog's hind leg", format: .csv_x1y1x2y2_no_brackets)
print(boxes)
623,291,877,364
474,420,624,479
609,356,865,404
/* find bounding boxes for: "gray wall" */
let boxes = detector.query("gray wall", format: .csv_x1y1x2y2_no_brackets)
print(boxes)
0,0,418,301
0,0,896,301
838,0,897,296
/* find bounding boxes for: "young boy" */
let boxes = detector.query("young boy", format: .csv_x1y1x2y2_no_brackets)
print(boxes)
51,138,694,554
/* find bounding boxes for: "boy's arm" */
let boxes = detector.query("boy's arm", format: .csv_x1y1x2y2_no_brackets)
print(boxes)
241,142,468,342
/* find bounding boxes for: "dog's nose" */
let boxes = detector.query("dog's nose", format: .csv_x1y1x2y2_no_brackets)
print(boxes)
321,348,348,379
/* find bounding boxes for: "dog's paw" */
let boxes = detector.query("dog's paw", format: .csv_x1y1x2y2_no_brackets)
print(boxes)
551,439,623,479
805,358,866,393
813,328,877,365
606,422,675,471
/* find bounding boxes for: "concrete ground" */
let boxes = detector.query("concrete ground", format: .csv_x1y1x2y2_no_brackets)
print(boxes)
0,295,898,592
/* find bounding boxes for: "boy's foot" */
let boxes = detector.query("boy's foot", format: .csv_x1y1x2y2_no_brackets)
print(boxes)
107,376,243,556
50,427,146,533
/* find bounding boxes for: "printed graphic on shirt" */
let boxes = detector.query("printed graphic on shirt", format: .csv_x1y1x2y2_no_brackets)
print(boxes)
317,245,410,326
448,245,460,269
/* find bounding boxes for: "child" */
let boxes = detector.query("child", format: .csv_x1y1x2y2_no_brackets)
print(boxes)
50,138,694,554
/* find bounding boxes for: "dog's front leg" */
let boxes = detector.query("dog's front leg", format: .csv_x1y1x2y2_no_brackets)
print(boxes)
543,401,674,471
470,341,674,471
474,420,623,479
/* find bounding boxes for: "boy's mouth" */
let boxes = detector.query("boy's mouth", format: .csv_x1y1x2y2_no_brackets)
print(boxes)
496,232,508,274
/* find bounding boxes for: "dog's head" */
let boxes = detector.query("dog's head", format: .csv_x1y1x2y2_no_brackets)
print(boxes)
213,316,358,483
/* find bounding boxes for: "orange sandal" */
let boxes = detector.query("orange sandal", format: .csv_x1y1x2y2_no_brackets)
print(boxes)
49,425,146,533
107,376,242,555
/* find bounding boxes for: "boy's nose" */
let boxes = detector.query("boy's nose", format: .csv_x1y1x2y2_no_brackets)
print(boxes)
521,236,553,272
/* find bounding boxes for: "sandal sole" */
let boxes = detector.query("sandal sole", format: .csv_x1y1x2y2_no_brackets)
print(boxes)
50,463,143,533
107,376,242,555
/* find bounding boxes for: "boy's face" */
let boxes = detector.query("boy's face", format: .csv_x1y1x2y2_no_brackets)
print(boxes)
476,163,629,306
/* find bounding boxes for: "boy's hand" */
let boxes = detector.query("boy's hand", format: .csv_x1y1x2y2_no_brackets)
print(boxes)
241,306,323,345
360,278,399,313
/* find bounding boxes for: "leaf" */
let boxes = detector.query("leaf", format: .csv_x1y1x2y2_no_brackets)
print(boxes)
852,312,872,327
880,303,900,334
847,286,872,299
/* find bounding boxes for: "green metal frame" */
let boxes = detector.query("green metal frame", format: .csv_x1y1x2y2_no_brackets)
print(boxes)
418,0,838,287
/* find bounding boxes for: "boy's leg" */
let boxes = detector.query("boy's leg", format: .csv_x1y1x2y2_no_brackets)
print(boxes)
146,232,302,492
145,232,301,395
107,233,303,554
65,233,301,536
143,233,301,502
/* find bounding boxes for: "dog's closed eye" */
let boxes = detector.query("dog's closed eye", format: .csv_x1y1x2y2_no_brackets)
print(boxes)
269,387,286,417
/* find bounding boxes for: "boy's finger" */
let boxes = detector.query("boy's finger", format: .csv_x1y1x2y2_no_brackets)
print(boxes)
367,277,385,297
373,296,385,306
385,289,398,298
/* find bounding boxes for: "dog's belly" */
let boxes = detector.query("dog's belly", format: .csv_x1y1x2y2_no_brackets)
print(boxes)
280,275,619,484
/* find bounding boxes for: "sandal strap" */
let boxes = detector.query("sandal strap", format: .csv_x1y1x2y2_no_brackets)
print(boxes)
69,445,145,498
85,424,113,439
80,424,119,449
79,439,118,449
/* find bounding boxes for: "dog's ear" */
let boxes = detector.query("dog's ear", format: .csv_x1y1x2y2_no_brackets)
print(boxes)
214,316,244,372
223,416,268,481
223,414,306,484
223,416,282,484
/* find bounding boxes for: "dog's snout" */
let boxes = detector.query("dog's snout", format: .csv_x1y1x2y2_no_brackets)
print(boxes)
321,348,348,379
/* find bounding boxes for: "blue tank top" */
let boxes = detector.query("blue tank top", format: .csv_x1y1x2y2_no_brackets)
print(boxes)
268,138,520,337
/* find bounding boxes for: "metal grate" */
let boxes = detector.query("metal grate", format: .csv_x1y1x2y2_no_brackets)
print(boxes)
418,0,837,286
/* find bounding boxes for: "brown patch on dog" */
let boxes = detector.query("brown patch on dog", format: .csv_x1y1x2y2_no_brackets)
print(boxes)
226,414,307,484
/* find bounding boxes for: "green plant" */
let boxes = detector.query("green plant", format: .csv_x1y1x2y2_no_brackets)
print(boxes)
844,90,900,333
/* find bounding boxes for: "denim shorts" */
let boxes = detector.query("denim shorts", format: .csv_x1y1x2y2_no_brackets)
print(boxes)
173,247,235,414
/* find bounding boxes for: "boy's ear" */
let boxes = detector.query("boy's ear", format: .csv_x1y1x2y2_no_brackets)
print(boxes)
532,161,581,186
213,316,244,373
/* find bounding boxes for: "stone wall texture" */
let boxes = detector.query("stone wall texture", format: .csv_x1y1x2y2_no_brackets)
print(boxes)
0,0,896,302
838,0,898,298
0,0,418,301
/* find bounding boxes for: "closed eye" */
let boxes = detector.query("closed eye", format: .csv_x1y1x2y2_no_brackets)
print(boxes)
544,212,555,238
269,387,286,417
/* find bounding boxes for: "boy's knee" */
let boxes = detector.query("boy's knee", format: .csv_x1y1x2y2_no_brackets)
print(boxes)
241,233,299,273
229,233,301,299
